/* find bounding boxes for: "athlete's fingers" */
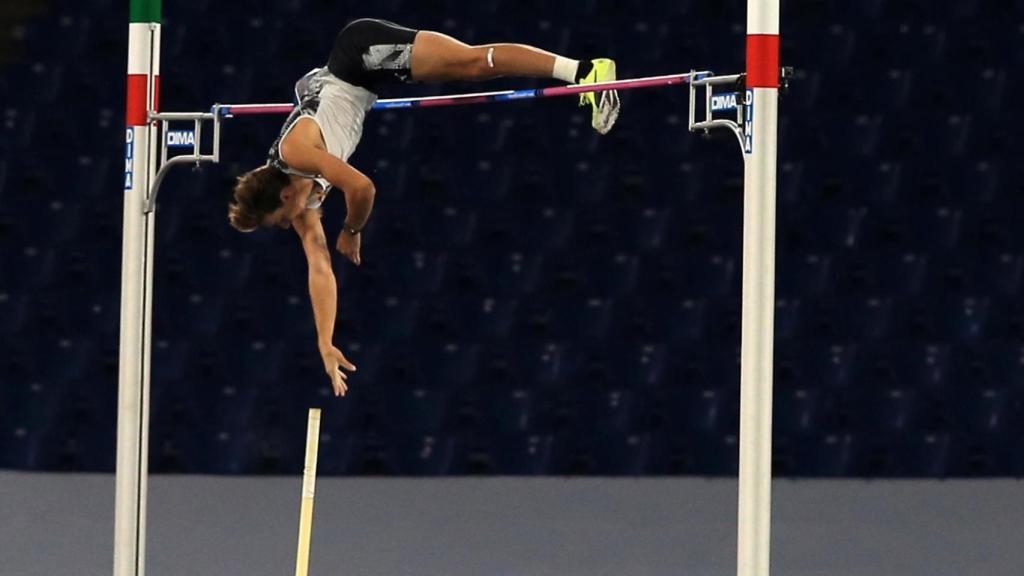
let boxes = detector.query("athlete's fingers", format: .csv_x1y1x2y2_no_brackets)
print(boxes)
323,355,346,378
329,369,344,396
336,351,357,372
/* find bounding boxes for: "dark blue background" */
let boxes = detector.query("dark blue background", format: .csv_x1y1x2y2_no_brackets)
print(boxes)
1,0,1022,476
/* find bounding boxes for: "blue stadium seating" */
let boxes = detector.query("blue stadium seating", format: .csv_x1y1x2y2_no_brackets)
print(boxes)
659,385,738,438
492,432,566,475
4,0,1024,476
607,342,668,388
891,432,967,477
589,432,668,475
417,341,481,388
774,388,824,437
387,387,453,436
785,433,862,477
394,434,459,475
486,387,543,436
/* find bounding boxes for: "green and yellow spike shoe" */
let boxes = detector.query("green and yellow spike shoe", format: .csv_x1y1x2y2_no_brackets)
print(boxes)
577,58,620,134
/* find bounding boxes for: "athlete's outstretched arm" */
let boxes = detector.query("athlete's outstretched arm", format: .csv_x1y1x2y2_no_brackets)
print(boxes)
281,119,376,265
293,209,356,396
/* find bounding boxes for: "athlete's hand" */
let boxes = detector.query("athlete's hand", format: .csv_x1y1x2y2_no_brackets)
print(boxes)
336,230,362,266
319,344,357,396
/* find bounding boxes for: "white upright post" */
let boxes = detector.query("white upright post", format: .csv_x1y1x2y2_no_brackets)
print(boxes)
737,1,780,576
115,1,161,575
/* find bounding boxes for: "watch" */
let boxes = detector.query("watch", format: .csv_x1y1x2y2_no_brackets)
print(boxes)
343,223,362,236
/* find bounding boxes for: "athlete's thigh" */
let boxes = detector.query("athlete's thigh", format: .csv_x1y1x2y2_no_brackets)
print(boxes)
410,31,481,81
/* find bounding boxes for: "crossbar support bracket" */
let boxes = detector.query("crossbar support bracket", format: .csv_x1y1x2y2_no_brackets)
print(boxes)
688,67,794,155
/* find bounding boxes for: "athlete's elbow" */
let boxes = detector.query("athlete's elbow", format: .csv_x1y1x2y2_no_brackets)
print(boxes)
355,180,376,201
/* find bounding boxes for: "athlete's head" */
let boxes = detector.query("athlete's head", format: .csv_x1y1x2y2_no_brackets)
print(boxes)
228,164,302,231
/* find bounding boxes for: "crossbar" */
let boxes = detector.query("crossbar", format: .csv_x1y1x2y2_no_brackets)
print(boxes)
217,71,712,116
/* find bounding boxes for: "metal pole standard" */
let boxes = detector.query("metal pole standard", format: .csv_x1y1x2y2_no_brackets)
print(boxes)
737,1,780,575
115,1,160,575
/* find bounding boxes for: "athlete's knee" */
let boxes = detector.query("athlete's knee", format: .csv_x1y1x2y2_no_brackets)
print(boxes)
461,46,494,79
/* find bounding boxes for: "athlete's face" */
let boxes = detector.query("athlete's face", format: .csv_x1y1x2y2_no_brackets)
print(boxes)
262,182,309,229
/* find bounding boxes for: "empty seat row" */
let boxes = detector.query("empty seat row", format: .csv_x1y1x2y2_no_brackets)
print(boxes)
5,337,1022,434
8,418,1021,476
6,282,1024,344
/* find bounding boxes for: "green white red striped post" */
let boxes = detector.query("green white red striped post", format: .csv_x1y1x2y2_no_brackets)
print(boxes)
117,1,160,575
126,0,161,126
737,1,780,576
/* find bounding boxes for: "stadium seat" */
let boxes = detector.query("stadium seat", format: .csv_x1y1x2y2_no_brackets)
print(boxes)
492,433,565,475
408,341,477,388
854,386,924,438
980,252,1023,295
417,204,478,248
482,251,544,295
480,341,578,390
954,387,1014,435
224,339,287,388
893,432,965,477
590,433,668,475
774,388,824,437
607,342,668,389
900,342,954,397
0,293,29,336
559,388,642,439
457,296,518,340
395,434,458,475
777,252,833,297
150,339,191,392
809,343,859,390
485,387,543,436
679,433,739,476
348,295,420,340
380,250,448,295
660,385,738,438
387,387,453,436
787,433,862,477
831,252,929,297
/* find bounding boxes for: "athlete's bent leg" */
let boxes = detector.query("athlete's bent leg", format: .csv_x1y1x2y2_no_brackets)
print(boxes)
410,31,579,83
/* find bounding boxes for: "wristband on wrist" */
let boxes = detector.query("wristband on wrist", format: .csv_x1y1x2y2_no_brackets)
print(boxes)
343,222,362,236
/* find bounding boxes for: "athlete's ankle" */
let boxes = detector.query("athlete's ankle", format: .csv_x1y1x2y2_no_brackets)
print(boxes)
574,59,594,83
553,56,580,83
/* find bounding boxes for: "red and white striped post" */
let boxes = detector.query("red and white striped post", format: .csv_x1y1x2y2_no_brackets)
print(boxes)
737,1,779,575
116,1,160,575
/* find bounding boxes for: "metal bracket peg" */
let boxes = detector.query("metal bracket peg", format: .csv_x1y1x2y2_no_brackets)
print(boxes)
779,66,796,95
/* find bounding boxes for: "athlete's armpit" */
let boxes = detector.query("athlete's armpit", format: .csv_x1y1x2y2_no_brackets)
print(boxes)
280,120,373,195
